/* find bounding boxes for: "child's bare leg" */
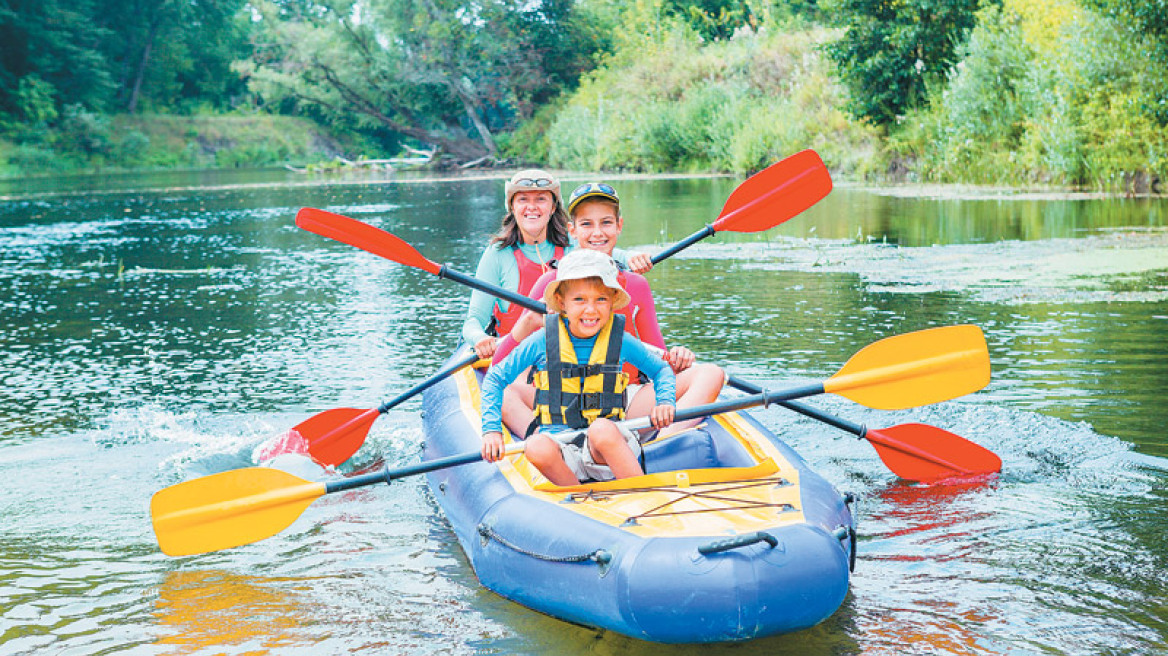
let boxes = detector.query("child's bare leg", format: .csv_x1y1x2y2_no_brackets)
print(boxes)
670,363,725,431
501,373,536,436
588,418,643,479
525,434,579,486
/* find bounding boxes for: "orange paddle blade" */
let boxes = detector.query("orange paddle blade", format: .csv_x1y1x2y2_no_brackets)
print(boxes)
825,325,990,410
151,468,325,556
296,208,442,275
713,149,832,233
865,424,1002,482
295,407,381,467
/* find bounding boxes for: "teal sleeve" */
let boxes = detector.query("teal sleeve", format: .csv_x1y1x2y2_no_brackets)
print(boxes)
611,247,630,267
461,246,506,344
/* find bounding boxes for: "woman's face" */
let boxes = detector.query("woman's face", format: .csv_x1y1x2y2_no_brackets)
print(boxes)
511,190,556,243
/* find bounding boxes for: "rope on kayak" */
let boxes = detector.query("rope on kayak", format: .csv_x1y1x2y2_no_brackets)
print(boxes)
477,524,612,567
561,477,796,526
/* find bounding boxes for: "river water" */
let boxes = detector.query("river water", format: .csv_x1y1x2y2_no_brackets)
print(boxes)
1,169,1166,655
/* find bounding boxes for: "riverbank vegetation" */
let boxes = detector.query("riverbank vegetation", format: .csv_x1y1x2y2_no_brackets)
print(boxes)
0,0,1164,191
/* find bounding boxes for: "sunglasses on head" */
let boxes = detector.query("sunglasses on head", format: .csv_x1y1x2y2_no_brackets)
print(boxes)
513,178,555,189
568,183,618,204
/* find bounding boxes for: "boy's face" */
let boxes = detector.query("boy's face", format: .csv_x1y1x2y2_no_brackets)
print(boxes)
569,201,623,255
556,278,614,339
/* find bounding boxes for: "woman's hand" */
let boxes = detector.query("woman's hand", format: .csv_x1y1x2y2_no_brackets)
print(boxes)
482,431,505,462
627,252,654,274
474,335,498,359
649,404,675,429
664,346,695,373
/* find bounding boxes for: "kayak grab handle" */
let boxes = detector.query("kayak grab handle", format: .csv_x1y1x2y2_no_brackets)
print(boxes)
698,532,778,555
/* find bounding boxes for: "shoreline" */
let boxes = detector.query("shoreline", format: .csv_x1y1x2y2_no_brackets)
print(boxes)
1,166,1164,203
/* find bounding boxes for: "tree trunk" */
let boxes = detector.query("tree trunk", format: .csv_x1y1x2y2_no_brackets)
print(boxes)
456,77,499,158
128,16,162,114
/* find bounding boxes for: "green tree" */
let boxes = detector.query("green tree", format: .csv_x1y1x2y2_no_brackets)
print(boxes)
242,0,602,163
662,0,757,41
94,0,253,113
1085,0,1168,124
824,0,984,127
0,0,116,119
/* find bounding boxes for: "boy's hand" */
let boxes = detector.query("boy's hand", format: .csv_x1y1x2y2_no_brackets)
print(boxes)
627,252,654,274
482,431,505,462
664,346,695,372
475,335,498,359
649,404,675,429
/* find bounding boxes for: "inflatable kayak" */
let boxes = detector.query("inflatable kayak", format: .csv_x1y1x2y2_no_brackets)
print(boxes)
422,351,856,643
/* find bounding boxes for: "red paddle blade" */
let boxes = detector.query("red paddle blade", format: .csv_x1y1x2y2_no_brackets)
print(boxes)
296,208,442,276
293,407,381,467
864,423,1002,483
713,149,832,233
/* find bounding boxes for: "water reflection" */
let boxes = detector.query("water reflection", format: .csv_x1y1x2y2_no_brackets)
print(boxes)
153,570,312,653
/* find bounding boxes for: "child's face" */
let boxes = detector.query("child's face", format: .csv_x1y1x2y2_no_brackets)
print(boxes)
556,278,614,339
569,201,622,255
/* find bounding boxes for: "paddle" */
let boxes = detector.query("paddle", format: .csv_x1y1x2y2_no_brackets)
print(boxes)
153,442,527,557
295,148,832,302
651,149,832,263
152,324,989,556
277,348,481,467
295,207,546,314
723,375,1001,482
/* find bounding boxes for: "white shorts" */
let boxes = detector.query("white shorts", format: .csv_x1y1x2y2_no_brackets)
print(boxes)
542,422,642,482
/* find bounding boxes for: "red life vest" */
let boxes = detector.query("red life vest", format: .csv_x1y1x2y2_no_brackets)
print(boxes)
491,244,563,337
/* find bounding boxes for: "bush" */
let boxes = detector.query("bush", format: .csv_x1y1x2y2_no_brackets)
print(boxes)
546,25,880,175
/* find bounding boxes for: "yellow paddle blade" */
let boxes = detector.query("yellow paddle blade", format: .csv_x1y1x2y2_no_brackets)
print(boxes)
151,467,326,556
824,325,990,410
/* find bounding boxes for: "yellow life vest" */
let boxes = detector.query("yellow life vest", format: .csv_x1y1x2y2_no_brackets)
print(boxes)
532,314,630,429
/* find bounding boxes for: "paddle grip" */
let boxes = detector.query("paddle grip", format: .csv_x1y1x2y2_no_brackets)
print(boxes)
440,266,547,314
650,225,715,264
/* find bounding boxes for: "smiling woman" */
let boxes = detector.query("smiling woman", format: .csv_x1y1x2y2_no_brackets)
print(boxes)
461,169,571,358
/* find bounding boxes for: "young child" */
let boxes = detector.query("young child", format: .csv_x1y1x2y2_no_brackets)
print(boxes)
479,249,676,486
492,182,724,437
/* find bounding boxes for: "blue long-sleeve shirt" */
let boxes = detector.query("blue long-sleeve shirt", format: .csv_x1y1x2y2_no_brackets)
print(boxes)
480,317,676,434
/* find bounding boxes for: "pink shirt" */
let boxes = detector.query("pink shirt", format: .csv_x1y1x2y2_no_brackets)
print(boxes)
492,269,666,368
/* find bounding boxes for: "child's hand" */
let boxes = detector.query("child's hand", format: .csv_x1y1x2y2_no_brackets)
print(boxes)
475,335,498,359
664,346,695,372
649,404,675,429
627,252,654,274
482,431,505,462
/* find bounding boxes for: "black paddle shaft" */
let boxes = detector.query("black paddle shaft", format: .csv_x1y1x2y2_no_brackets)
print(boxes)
651,225,716,264
439,266,547,314
376,349,480,414
725,375,867,438
325,449,490,494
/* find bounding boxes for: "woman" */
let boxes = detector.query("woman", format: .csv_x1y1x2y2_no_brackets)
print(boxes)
462,170,649,358
461,170,571,359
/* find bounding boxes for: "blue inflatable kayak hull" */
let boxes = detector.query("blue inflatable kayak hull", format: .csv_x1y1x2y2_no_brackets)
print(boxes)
422,353,855,643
